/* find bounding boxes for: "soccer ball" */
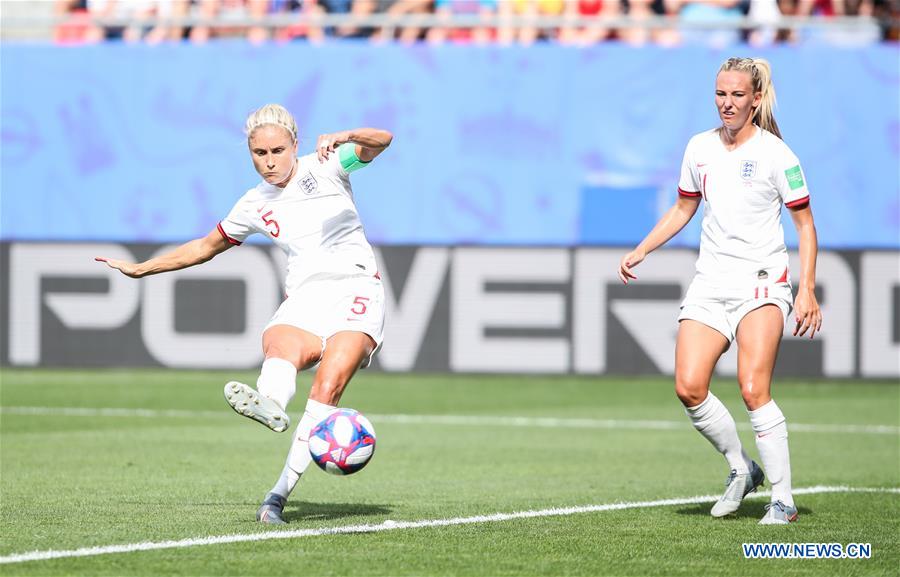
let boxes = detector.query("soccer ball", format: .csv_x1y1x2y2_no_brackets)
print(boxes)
308,408,376,476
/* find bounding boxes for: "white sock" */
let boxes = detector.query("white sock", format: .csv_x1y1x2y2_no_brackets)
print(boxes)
685,392,753,474
269,398,335,498
749,399,793,507
256,357,297,411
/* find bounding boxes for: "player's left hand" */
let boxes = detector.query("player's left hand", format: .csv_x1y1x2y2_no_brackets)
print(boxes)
316,131,352,163
792,286,822,339
95,256,142,278
618,248,645,284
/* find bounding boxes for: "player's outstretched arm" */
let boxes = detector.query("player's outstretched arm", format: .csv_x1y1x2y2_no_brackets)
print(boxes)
95,227,233,278
316,128,393,164
789,204,822,338
618,196,700,284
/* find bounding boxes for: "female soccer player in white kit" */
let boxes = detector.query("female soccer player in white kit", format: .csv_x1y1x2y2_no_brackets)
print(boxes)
618,58,822,525
97,104,392,524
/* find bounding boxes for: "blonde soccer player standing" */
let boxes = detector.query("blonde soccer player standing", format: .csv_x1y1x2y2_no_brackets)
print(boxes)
618,58,822,525
97,104,392,524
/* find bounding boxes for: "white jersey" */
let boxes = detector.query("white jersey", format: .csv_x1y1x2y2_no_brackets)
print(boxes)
678,126,810,288
218,146,378,296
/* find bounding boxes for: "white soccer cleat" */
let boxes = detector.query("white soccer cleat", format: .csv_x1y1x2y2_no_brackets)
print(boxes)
223,381,290,433
758,500,798,525
710,461,765,517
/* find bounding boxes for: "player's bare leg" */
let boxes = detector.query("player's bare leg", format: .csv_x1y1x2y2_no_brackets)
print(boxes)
225,325,323,433
736,304,797,524
676,320,760,516
735,305,783,410
674,320,728,407
309,331,376,405
259,331,376,524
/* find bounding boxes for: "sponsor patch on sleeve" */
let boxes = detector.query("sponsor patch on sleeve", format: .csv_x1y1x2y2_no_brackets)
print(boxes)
785,165,805,190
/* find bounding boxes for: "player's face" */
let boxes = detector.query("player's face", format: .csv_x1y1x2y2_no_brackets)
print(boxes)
249,125,298,187
715,71,762,132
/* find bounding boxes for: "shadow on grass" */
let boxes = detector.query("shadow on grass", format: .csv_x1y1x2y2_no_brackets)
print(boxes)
283,501,393,523
676,502,812,519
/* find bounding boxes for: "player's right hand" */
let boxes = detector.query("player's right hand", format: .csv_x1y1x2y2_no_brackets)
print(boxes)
618,249,645,284
95,257,141,278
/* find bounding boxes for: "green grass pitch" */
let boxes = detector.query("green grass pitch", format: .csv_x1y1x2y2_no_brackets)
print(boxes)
1,369,898,576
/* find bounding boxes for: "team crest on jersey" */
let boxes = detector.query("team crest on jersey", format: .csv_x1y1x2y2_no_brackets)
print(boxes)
299,172,318,195
740,160,757,180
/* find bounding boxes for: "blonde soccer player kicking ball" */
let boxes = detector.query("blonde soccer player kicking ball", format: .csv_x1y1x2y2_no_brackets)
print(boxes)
98,104,392,524
618,58,822,525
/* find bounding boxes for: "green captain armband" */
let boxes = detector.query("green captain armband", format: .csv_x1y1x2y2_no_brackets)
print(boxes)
339,144,370,173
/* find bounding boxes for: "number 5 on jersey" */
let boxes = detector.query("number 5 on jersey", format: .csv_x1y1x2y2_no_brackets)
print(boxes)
258,208,280,238
350,296,369,316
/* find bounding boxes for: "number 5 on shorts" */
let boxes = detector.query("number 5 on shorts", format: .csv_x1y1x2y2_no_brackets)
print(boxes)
350,296,369,315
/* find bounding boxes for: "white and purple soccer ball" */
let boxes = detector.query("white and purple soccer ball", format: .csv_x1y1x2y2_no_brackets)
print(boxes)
308,408,376,476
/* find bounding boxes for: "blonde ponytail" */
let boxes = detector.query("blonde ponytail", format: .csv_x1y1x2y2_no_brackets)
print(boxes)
718,57,782,139
245,104,298,142
751,58,781,139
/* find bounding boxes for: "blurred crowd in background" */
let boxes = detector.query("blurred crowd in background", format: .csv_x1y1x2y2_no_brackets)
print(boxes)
51,0,900,45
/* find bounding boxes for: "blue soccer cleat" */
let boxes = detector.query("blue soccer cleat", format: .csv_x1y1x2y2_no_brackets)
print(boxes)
710,461,765,517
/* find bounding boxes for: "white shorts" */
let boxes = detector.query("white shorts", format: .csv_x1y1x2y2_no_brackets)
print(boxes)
678,277,792,343
265,274,385,368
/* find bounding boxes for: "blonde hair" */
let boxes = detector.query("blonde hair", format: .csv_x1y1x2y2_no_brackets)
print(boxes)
244,104,298,142
718,57,781,139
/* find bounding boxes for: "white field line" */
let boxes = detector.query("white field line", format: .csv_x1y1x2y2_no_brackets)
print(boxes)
1,486,897,565
1,405,898,436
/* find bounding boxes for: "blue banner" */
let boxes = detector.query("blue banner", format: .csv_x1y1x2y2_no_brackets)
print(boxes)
2,42,898,247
